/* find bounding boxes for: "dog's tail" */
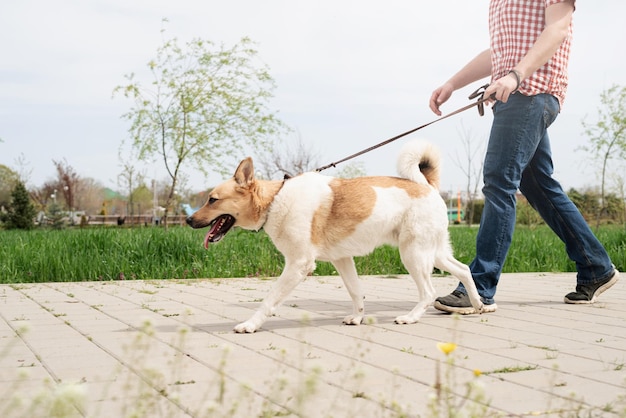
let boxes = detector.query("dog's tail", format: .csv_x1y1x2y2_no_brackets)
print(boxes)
396,140,441,189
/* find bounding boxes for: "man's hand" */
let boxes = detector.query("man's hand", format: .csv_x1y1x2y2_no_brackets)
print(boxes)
429,82,455,116
483,71,520,104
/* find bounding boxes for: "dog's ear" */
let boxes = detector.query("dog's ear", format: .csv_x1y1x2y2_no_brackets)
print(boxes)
234,157,255,187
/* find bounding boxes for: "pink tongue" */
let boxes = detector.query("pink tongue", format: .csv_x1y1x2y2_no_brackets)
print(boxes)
203,221,221,249
203,231,212,249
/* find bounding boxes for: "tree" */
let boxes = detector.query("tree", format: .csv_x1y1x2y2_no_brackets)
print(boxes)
613,175,626,225
334,161,367,179
117,155,145,217
0,164,19,209
256,133,368,180
129,183,154,217
30,181,60,213
53,159,81,219
114,31,286,226
13,153,32,185
2,181,36,230
46,201,65,230
580,84,626,228
451,123,485,226
258,134,321,179
76,178,107,215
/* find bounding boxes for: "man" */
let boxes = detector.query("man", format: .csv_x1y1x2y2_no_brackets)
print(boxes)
429,0,618,314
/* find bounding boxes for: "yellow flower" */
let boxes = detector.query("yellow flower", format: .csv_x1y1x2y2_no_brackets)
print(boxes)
473,369,482,377
436,342,457,355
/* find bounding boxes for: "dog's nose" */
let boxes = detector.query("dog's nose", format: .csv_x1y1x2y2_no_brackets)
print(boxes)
185,216,193,226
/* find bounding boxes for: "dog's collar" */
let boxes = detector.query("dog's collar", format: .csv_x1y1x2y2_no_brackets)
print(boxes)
257,178,287,230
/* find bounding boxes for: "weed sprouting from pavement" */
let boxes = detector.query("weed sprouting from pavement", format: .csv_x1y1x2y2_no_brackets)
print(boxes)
2,312,626,417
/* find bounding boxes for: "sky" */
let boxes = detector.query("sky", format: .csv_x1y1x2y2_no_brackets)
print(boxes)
1,0,625,197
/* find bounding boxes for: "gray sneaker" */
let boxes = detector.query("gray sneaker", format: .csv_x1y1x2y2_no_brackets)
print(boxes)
564,269,619,304
434,290,497,315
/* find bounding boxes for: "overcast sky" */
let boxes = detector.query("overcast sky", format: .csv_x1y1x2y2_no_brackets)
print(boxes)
1,0,625,196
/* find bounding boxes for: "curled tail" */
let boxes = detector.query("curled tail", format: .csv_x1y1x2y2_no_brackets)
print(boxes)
396,140,441,189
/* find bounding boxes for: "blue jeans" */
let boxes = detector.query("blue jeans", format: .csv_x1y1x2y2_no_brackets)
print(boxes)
456,93,614,304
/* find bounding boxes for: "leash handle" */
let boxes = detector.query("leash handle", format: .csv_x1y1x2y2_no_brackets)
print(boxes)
315,84,491,172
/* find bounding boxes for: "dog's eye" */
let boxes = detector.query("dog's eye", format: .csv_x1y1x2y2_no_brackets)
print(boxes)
209,197,218,205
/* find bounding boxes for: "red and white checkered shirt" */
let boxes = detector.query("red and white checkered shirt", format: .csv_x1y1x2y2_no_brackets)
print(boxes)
489,0,574,106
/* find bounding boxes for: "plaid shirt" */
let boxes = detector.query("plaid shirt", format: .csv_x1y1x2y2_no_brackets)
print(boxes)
489,0,573,106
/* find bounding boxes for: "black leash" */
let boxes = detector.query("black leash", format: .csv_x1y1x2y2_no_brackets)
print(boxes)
315,84,491,172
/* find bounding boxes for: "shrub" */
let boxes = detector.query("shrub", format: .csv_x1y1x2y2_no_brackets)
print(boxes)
2,181,36,230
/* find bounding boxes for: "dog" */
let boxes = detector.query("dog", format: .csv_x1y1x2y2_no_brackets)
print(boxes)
186,140,483,333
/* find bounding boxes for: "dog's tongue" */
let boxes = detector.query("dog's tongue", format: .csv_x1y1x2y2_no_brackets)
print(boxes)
202,215,234,248
203,224,220,249
203,230,213,249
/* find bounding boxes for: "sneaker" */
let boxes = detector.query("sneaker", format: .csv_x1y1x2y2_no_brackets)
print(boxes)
434,290,497,315
564,269,619,304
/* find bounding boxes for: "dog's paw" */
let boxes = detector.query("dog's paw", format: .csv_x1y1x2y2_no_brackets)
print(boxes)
467,294,484,314
342,314,363,326
394,314,418,325
233,321,258,333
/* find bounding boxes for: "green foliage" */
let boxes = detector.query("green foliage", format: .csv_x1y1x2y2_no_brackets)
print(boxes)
334,161,367,179
46,202,66,230
130,183,153,211
516,198,543,227
468,200,484,225
0,164,19,208
433,225,625,275
568,188,600,220
0,225,624,283
580,85,626,226
581,84,626,163
2,181,36,230
568,188,625,225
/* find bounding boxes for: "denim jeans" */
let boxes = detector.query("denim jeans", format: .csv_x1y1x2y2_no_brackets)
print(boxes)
456,93,614,304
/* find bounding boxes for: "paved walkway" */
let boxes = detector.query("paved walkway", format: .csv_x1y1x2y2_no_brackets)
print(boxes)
0,273,624,417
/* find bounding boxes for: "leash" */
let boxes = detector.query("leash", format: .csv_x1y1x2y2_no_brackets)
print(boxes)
315,84,491,172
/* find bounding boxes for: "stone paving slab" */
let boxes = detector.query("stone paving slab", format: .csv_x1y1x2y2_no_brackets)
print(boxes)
0,273,624,417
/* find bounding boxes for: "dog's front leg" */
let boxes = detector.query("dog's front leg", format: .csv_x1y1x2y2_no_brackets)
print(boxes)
234,258,314,333
332,257,365,325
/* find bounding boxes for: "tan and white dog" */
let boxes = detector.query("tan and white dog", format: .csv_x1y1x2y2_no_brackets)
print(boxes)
187,140,483,333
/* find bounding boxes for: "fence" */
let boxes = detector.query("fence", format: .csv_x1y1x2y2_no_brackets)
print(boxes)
85,215,188,226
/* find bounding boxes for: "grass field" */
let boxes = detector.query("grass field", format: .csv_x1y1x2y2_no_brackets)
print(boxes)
1,225,624,283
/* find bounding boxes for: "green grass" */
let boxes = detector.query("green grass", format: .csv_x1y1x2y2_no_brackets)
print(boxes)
0,225,624,283
453,224,626,273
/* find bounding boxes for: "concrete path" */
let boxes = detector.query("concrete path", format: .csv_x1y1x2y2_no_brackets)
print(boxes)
0,273,624,417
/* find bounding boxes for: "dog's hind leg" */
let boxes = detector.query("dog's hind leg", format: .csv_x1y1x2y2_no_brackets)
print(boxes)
434,250,484,313
331,257,365,325
234,258,315,333
394,247,437,324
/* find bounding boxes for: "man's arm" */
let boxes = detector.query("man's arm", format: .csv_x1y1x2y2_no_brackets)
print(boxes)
429,49,491,115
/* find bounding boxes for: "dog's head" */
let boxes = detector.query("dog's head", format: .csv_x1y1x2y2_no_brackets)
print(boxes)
186,157,266,248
